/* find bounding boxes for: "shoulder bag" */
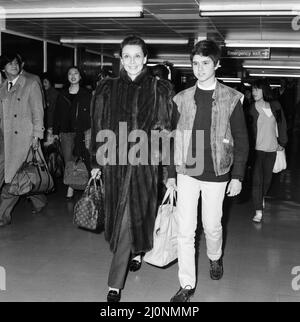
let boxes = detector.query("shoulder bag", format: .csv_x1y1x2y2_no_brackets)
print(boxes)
143,187,178,267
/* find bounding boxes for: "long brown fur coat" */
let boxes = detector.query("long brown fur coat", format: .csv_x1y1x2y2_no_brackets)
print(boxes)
90,67,177,253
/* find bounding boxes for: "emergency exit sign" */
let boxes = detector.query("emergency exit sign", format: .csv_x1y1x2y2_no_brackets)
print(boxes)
226,48,270,59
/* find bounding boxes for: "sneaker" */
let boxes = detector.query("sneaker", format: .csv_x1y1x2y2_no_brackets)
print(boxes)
209,258,223,280
170,286,195,302
252,210,263,223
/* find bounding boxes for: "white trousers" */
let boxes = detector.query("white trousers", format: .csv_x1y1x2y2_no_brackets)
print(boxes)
177,174,227,288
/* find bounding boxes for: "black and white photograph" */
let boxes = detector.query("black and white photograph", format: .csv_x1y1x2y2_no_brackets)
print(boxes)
0,0,300,305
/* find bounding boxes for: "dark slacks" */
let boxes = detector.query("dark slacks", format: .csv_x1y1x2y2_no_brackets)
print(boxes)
108,202,132,290
60,132,76,164
252,150,277,210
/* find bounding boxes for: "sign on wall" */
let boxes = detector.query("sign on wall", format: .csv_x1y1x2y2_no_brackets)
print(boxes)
225,48,270,59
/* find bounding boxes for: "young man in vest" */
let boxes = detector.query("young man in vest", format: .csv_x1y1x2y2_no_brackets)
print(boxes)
166,40,249,302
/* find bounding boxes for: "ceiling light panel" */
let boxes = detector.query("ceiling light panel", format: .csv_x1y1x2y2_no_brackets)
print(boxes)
0,6,143,18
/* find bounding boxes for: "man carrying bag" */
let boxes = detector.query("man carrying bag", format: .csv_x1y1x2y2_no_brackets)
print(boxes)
0,52,47,227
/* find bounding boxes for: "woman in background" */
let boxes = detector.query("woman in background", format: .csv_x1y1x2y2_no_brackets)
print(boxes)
248,79,288,223
53,66,92,199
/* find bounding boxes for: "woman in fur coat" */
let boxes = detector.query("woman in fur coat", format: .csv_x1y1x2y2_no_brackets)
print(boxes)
90,35,178,302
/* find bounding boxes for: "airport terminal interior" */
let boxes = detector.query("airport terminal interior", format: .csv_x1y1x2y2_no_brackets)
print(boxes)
1,0,300,302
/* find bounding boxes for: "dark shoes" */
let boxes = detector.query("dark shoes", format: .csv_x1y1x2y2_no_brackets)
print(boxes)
0,218,11,227
32,206,45,214
107,290,121,302
129,259,142,272
0,216,12,227
209,258,223,280
170,286,195,302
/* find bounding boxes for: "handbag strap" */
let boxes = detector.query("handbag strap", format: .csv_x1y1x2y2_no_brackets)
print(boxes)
33,148,53,192
161,186,176,207
24,146,35,163
83,177,94,196
84,171,103,197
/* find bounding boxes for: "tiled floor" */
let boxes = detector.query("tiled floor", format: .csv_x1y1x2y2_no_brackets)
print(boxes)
1,130,300,302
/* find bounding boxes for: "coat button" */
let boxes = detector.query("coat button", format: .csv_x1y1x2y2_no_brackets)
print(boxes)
14,114,17,117
14,131,18,134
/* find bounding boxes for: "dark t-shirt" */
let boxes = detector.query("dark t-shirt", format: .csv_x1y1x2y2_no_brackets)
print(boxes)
186,87,229,182
167,86,247,181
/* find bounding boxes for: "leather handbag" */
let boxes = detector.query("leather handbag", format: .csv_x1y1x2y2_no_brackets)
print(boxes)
63,158,89,190
73,175,104,231
273,150,287,173
143,187,178,267
9,147,54,196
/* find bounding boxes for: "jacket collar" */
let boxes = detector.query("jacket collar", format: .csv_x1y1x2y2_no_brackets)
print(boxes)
182,80,221,99
120,66,150,85
212,81,225,100
8,73,26,90
0,73,26,95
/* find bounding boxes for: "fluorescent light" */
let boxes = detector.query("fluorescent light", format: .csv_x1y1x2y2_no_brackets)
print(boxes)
226,41,300,48
243,82,281,87
60,37,188,45
0,6,143,18
148,63,191,68
250,73,300,78
243,64,300,70
199,1,300,16
173,64,191,68
200,10,300,16
223,80,241,83
218,77,241,82
156,54,190,58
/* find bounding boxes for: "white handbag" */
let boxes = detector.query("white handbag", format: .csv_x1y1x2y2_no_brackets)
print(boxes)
143,187,178,267
273,150,287,173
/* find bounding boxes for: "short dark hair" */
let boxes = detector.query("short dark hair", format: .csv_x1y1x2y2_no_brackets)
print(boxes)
41,72,54,86
251,79,274,102
0,52,23,71
63,65,85,88
120,35,148,57
151,64,169,80
190,39,221,66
